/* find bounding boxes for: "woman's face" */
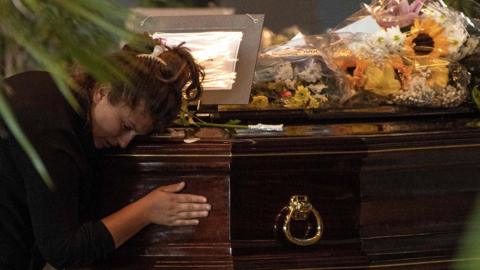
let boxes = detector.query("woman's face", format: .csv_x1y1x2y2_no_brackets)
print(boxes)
90,87,154,149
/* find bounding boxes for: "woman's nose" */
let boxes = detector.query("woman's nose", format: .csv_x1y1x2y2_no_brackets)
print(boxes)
118,132,135,148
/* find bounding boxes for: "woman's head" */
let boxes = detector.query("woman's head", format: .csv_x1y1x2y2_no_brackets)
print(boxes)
74,36,204,149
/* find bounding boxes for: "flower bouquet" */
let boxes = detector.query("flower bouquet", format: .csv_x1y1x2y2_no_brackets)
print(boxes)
250,34,340,109
250,0,480,111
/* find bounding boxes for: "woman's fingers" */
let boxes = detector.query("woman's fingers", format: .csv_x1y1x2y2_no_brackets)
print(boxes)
156,183,207,203
175,211,209,219
172,219,200,226
175,194,208,203
145,183,211,226
158,181,185,193
165,210,209,226
176,202,211,212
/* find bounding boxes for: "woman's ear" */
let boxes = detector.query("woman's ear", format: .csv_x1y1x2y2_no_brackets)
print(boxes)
92,85,110,105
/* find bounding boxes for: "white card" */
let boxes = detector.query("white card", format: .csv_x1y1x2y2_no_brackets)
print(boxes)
152,31,243,91
335,15,382,34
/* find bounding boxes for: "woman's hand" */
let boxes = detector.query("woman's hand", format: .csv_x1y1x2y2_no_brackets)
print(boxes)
142,181,211,226
102,181,210,248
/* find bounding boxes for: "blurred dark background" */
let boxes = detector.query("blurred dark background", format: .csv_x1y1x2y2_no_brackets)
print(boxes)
119,0,368,33
219,0,367,33
1,0,369,77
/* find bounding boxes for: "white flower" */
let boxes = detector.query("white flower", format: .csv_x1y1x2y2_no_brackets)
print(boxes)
384,26,406,53
422,2,469,58
275,62,294,81
371,29,388,48
346,34,372,55
284,79,297,90
296,61,323,83
307,83,328,94
367,27,406,55
445,21,469,56
423,4,448,26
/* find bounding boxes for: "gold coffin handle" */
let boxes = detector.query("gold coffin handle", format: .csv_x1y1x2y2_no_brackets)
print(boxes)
280,195,323,246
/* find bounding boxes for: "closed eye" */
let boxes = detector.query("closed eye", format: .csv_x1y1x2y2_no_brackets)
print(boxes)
123,123,133,131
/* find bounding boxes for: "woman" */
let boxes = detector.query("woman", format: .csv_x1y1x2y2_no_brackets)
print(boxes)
0,38,211,269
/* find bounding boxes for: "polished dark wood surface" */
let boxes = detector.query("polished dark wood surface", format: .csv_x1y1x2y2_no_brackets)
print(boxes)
93,140,233,269
94,112,480,269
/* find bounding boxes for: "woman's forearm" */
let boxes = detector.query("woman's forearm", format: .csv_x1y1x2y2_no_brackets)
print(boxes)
101,197,151,248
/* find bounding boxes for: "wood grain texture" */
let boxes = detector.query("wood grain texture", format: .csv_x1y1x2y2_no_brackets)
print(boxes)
92,114,480,269
93,139,233,269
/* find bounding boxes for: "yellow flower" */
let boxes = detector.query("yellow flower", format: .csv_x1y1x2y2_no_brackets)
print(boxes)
295,86,311,103
284,86,322,109
364,63,402,96
308,98,320,109
285,86,310,109
284,99,304,109
405,19,449,59
251,95,269,108
416,58,449,89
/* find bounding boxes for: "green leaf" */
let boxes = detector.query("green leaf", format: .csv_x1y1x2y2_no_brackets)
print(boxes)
472,86,480,111
225,119,242,126
50,0,131,40
0,0,138,189
454,197,480,270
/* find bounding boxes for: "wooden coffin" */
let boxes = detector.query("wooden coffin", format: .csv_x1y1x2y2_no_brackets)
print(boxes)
93,139,233,269
93,110,480,270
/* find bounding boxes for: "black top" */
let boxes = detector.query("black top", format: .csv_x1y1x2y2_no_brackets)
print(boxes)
0,71,114,269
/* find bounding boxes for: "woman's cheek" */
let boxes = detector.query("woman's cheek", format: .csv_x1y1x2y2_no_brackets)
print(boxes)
106,121,124,137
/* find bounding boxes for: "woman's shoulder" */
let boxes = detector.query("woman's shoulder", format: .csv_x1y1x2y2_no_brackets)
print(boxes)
4,70,56,89
3,70,95,163
2,70,83,138
3,71,60,102
5,70,50,79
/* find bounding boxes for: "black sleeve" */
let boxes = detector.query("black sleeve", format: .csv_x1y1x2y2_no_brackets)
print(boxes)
7,128,115,269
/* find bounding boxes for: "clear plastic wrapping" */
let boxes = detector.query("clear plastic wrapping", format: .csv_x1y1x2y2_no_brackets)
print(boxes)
251,0,480,110
251,34,342,109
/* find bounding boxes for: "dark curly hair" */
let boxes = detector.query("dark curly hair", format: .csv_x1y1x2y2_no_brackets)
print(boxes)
71,35,204,132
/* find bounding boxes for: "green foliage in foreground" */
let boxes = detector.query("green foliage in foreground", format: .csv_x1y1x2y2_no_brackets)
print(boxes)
0,0,142,189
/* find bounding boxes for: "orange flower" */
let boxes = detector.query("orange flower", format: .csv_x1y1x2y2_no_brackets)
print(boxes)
389,55,413,84
334,56,368,89
404,19,449,59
